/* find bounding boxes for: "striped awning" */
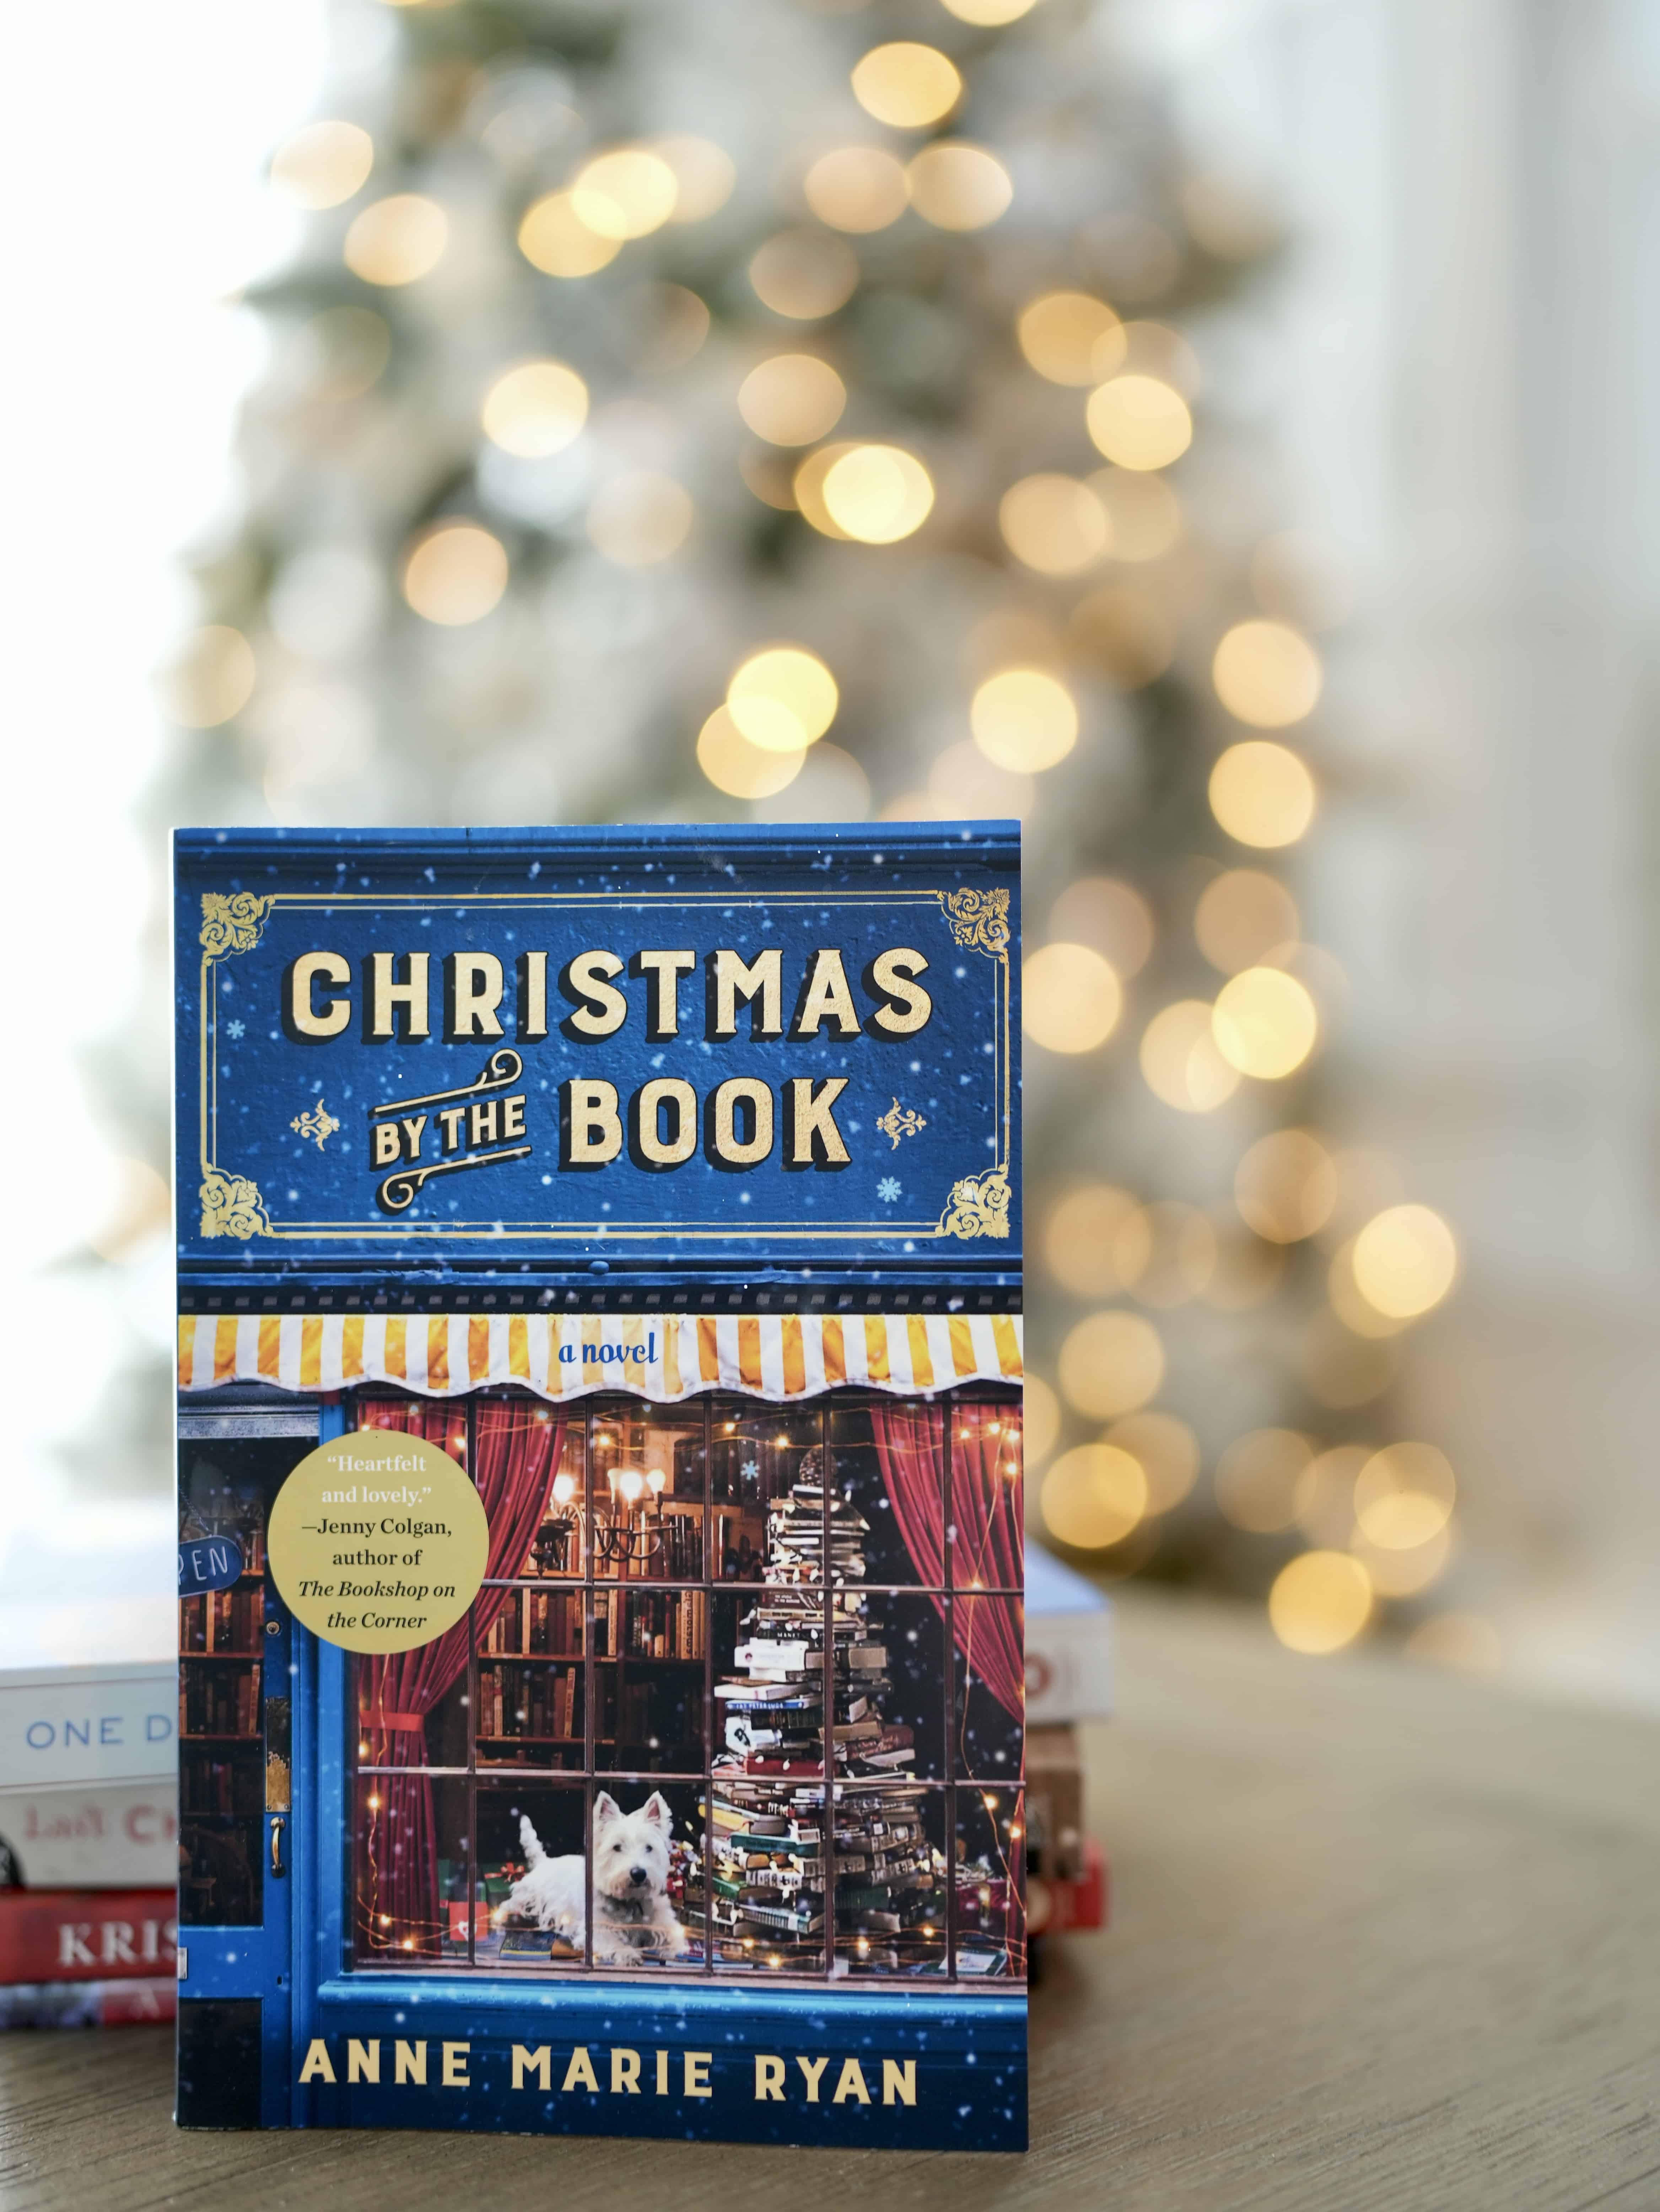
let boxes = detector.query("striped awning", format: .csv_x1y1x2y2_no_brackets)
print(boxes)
177,1311,1023,1406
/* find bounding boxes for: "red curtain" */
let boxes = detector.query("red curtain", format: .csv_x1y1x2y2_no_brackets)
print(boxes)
869,1401,1025,1724
356,1397,565,1956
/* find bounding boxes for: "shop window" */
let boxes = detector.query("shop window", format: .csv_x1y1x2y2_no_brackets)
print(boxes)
351,1387,1024,1984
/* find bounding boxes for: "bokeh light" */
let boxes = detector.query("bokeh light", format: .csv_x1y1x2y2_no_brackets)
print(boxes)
270,120,373,210
749,230,860,319
1208,740,1316,848
481,361,588,457
570,147,679,239
1049,876,1154,977
518,190,621,276
1293,1444,1369,1546
586,472,693,567
1043,1183,1140,1298
1040,1444,1147,1550
1139,1001,1241,1112
851,43,962,128
819,444,934,542
998,474,1110,576
158,625,256,729
1194,868,1299,973
1056,1310,1164,1418
1023,1371,1061,1469
1354,1443,1456,1549
737,354,847,446
1350,1523,1452,1599
401,523,508,625
1103,1411,1200,1514
653,134,736,222
1212,619,1322,727
1327,1239,1414,1338
696,708,805,801
1016,291,1124,386
1085,374,1192,470
906,144,1013,231
941,0,1038,20
1269,1551,1373,1654
1211,966,1319,1080
1351,1204,1459,1319
970,668,1078,771
1234,1128,1337,1242
1022,944,1122,1053
1213,1428,1313,1532
921,741,1035,821
727,646,838,752
803,146,910,233
1090,468,1181,561
344,194,447,285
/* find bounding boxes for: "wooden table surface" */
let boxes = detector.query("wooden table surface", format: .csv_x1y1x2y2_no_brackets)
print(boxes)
4,1589,1657,2211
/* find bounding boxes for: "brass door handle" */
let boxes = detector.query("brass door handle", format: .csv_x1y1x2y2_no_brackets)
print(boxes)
270,1815,286,1878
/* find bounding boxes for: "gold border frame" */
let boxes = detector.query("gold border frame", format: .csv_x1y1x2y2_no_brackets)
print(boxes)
195,888,1013,1245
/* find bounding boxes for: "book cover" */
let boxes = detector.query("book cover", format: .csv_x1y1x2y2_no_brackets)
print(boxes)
1025,1545,1113,1723
0,1891,177,1984
173,825,1024,2149
0,1978,177,2031
0,1784,178,1891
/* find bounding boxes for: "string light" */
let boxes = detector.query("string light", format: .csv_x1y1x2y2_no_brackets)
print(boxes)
481,361,588,457
518,191,620,277
1211,966,1319,1080
818,444,934,542
1268,1551,1372,1654
652,135,736,222
1139,1001,1240,1113
906,144,1012,231
1208,740,1316,848
749,230,860,318
1056,1310,1164,1418
570,147,680,239
1049,877,1154,978
1085,375,1191,470
1021,943,1121,1052
1016,291,1124,386
1042,1183,1141,1297
1103,1411,1200,1513
727,646,838,751
270,120,373,209
851,43,962,128
1212,619,1322,728
738,355,847,447
803,146,910,233
1089,468,1181,561
1350,1204,1458,1319
1234,1128,1338,1243
1040,1443,1146,1550
344,194,447,285
970,669,1078,771
401,523,508,626
941,0,1040,21
998,474,1111,575
1353,1443,1456,1548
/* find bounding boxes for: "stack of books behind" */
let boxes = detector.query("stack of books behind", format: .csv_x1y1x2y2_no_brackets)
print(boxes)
0,1662,178,2031
1024,1546,1113,1972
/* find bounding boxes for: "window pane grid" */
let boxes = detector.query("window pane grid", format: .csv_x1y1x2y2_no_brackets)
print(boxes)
350,1384,1023,1986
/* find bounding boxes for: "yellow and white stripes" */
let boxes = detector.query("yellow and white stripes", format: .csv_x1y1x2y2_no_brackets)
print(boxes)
177,1310,1022,1405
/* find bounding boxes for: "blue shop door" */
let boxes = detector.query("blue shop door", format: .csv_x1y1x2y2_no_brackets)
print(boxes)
177,1402,337,2128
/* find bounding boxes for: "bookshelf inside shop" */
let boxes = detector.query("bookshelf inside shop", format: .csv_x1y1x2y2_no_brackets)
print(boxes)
178,1542,267,1926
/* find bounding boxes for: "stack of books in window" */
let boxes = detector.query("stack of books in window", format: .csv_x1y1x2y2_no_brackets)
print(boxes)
0,1661,179,2032
702,1455,948,1974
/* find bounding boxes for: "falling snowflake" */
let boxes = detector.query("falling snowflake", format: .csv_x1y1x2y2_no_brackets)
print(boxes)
225,1019,245,1040
877,1177,902,1203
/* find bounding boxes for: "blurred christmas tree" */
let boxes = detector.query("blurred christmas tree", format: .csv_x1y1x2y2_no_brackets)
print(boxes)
149,0,1471,1657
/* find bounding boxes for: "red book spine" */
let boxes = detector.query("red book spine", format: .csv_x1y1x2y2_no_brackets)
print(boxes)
0,1890,178,1984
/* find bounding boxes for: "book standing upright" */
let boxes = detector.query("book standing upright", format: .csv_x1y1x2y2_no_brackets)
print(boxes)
173,824,1024,2149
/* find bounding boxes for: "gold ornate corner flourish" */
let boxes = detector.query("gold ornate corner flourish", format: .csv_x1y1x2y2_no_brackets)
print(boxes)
200,891,273,957
942,885,1010,957
290,1098,340,1151
941,1168,1010,1240
876,1097,927,1149
200,1168,269,1240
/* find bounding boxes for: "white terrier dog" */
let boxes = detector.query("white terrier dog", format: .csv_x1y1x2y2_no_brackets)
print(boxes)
494,1791,689,1964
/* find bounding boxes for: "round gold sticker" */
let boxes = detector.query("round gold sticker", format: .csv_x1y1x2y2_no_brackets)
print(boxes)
266,1430,489,1653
